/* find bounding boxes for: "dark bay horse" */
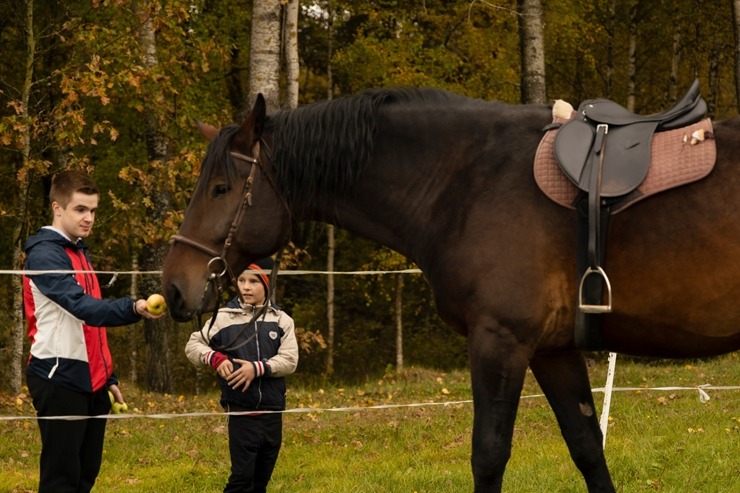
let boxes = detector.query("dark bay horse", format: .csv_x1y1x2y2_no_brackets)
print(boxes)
161,88,740,492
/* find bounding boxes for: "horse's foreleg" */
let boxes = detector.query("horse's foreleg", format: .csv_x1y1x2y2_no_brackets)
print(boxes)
529,351,616,493
467,324,532,493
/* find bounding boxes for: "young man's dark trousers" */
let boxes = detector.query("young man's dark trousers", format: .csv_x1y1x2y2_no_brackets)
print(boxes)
224,412,283,493
27,372,112,493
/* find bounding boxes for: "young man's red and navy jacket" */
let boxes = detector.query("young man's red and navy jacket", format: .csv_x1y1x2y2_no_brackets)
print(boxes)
23,227,142,393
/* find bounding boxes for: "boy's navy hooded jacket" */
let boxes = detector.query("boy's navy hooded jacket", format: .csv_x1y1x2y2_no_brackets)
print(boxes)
23,227,141,393
185,298,299,411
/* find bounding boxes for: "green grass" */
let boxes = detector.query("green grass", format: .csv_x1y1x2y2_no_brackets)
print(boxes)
1,353,738,492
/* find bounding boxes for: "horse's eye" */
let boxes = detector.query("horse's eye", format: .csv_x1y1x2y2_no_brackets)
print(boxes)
213,184,229,197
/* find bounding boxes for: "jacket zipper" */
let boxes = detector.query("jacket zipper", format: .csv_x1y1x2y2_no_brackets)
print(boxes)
254,319,263,408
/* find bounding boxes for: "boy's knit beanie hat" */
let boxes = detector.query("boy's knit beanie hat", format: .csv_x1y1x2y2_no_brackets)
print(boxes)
247,257,273,293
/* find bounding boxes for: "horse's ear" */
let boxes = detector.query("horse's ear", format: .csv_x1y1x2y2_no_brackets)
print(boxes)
251,94,267,138
196,119,219,142
237,94,267,147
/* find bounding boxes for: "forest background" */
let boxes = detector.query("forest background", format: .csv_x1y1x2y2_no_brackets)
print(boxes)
1,0,739,395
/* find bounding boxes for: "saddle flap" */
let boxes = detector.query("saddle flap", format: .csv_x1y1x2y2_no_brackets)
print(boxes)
598,121,658,196
553,119,594,189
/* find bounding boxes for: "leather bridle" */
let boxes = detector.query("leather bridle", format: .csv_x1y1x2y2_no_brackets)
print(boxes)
169,140,288,336
171,145,261,286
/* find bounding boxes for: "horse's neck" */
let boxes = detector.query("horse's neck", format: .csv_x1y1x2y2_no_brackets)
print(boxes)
291,102,548,266
300,192,417,261
299,153,455,264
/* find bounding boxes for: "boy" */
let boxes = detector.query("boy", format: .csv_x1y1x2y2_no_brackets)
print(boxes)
185,258,298,493
23,169,163,493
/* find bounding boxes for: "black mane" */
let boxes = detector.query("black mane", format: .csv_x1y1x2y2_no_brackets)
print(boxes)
267,88,471,208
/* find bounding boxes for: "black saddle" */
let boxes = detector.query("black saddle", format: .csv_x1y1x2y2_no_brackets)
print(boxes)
555,79,706,197
551,80,707,348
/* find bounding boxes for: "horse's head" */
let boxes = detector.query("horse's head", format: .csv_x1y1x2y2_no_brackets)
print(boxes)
161,95,290,321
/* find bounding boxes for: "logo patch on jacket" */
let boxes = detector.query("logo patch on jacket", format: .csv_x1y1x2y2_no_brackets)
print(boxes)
269,331,278,340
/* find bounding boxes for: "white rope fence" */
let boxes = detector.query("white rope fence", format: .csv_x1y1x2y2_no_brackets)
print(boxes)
2,384,736,423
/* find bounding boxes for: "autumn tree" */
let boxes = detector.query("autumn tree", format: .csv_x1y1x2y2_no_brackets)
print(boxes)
2,0,740,388
0,1,135,392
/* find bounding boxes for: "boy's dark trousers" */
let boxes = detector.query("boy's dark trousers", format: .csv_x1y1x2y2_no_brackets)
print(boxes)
224,412,283,493
27,372,112,493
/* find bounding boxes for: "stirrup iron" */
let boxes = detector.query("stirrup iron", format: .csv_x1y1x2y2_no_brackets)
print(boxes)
578,266,613,313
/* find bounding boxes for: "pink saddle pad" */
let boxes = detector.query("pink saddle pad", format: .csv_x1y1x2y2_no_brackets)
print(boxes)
534,116,716,213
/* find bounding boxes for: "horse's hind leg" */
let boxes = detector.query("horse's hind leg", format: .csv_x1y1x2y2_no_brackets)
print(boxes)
467,324,532,493
529,351,616,493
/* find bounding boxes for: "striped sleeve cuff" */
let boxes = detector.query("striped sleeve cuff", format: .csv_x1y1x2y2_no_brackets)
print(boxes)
207,351,228,369
251,360,268,377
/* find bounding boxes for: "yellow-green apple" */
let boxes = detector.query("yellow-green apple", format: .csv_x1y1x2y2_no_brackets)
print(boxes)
109,391,128,414
146,293,167,315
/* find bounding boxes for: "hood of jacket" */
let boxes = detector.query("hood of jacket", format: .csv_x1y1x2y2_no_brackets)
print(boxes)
25,227,88,255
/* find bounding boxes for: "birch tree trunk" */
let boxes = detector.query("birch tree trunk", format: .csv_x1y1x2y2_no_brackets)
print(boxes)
605,0,616,98
129,258,139,385
248,0,283,112
325,8,335,377
627,1,638,112
136,1,172,392
326,225,335,376
284,0,300,109
395,273,404,371
517,0,546,104
9,0,36,395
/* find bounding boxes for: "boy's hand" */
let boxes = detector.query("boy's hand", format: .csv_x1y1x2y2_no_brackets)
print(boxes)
226,358,255,392
216,359,234,379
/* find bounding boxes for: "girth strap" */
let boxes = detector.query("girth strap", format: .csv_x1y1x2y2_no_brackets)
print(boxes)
575,197,611,350
588,124,607,267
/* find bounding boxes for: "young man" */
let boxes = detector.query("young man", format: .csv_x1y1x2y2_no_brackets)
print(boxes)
23,169,163,493
185,258,298,493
